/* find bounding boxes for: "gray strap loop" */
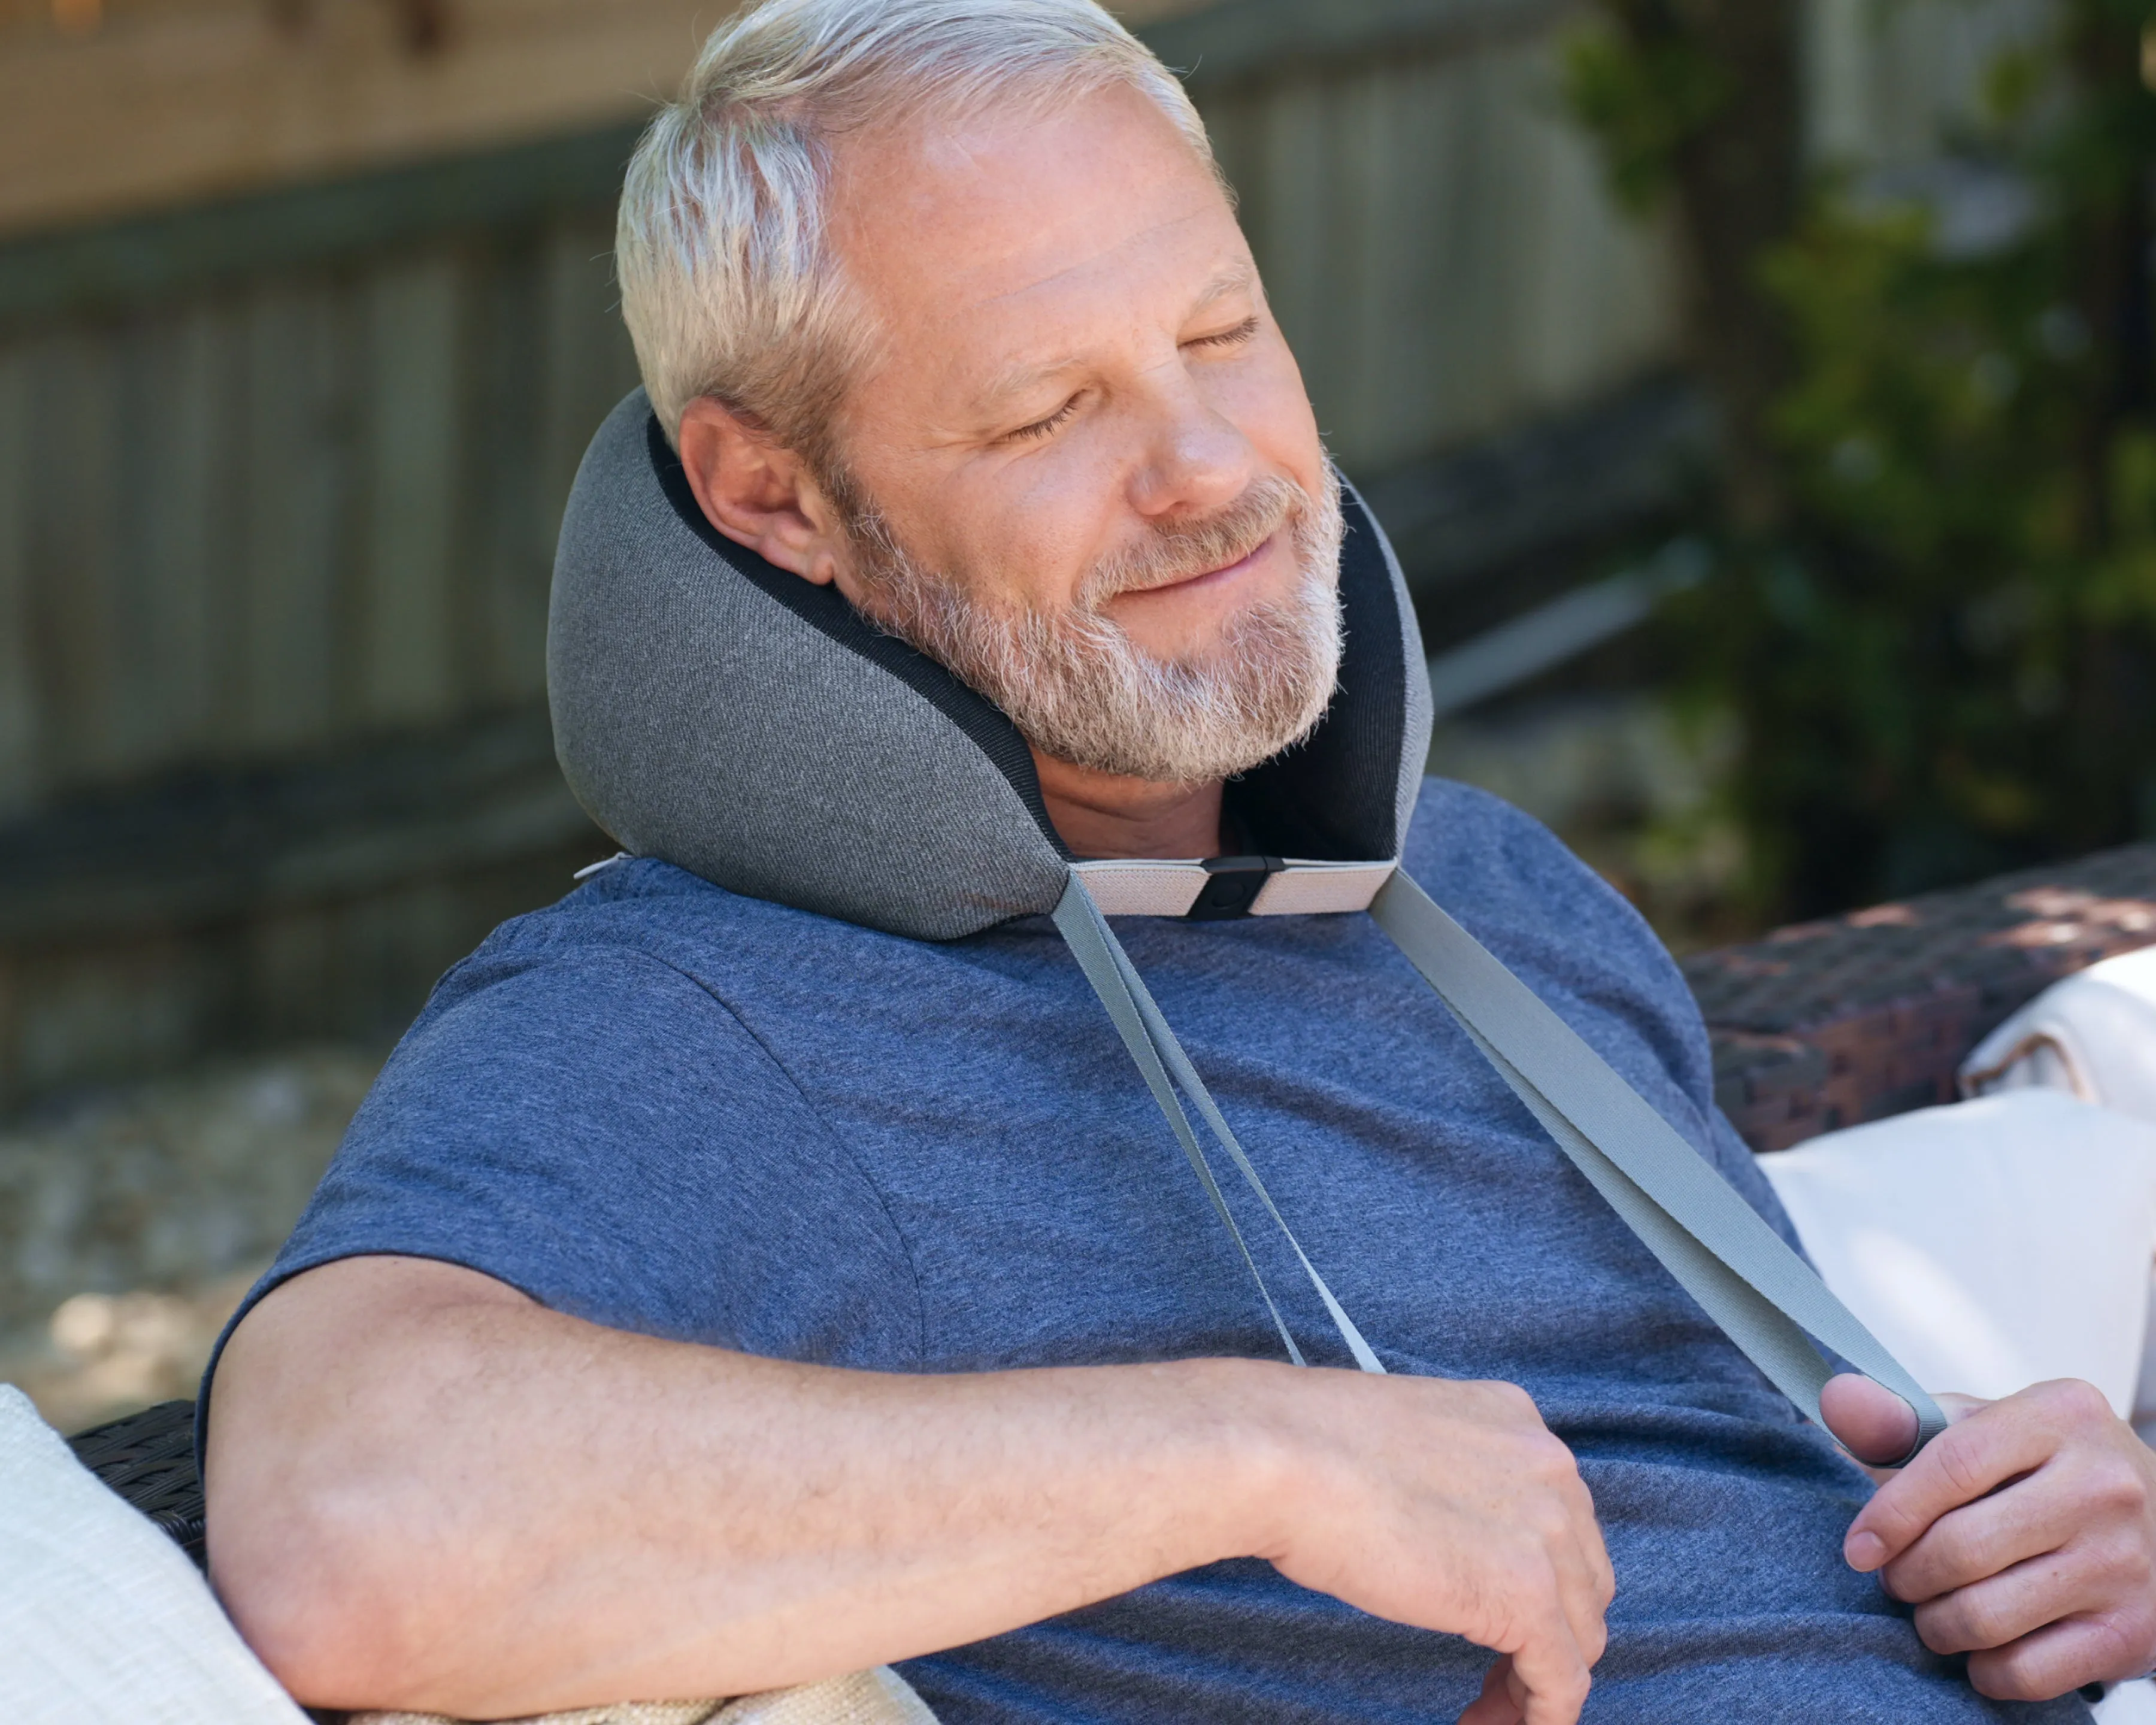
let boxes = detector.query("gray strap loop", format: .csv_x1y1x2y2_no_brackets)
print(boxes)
1054,876,1385,1375
1368,869,1945,1462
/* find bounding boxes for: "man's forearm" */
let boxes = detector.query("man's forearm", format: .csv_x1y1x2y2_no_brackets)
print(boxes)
207,1256,1283,1715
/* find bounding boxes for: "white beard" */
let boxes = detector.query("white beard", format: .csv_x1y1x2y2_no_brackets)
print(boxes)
837,470,1346,785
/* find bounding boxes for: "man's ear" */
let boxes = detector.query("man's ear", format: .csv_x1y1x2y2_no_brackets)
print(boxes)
675,397,848,587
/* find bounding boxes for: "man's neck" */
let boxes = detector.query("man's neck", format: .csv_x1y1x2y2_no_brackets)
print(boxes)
1031,751,1225,860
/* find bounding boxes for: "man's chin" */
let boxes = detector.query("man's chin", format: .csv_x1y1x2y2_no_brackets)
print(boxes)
1024,697,1333,788
1011,600,1342,784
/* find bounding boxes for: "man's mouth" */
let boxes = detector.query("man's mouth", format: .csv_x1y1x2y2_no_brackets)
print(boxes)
1117,530,1280,600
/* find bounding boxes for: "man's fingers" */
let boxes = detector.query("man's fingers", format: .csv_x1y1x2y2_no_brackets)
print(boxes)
1556,1466,1615,1624
1910,1549,2095,1655
1509,1434,1609,1689
1967,1614,2156,1703
1529,1478,1612,1671
1580,1504,1618,1611
1847,1394,2052,1572
1819,1373,1919,1467
1456,1656,1525,1725
1882,1473,2084,1604
1554,1526,1612,1667
1504,1606,1593,1725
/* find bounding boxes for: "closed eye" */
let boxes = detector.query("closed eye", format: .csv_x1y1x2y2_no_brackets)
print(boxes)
1186,314,1260,352
1006,395,1082,443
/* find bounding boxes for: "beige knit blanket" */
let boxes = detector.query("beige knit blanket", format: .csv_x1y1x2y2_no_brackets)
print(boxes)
352,1666,938,1725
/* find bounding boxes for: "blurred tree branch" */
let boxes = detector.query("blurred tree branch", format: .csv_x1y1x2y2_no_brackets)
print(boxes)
1566,0,1803,535
1563,0,2156,919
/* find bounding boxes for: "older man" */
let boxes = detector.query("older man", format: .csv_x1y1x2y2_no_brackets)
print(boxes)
205,3,2155,1721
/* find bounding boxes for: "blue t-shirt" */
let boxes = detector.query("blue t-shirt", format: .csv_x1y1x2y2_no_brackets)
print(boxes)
219,781,2088,1724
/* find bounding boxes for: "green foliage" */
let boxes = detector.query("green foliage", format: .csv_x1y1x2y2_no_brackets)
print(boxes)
1559,20,1731,215
1567,1,2156,918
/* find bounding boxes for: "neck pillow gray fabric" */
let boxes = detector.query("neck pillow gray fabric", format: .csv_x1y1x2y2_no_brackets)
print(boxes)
547,390,1433,939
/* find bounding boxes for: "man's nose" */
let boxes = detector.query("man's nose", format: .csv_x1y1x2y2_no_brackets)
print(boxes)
1127,377,1256,522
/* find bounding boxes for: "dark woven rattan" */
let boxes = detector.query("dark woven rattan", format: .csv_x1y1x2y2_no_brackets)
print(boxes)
1685,842,2156,1150
66,1397,205,1570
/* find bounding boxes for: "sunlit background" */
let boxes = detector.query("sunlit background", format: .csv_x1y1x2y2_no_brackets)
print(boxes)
5,0,2151,1426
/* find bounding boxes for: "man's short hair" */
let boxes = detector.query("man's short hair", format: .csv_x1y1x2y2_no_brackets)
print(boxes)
616,0,1218,465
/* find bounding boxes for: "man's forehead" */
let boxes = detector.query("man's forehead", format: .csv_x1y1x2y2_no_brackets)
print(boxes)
828,86,1250,401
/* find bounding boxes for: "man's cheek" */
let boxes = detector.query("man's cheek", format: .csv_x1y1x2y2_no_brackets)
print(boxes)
1215,336,1321,451
977,470,1125,610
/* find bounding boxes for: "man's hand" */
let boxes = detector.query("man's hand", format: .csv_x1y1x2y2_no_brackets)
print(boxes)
1824,1373,2156,1701
1258,1373,1613,1725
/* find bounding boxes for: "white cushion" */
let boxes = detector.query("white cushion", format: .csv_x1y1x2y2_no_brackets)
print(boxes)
1958,952,2156,1438
1758,1089,2156,1417
0,1383,310,1725
1962,945,2156,1122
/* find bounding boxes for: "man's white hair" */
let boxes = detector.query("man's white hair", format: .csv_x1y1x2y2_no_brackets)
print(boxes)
616,0,1216,461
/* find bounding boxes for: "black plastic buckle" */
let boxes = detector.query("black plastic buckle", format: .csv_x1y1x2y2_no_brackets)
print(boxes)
1186,855,1285,920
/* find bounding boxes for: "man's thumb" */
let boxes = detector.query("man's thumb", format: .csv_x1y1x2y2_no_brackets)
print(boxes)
1818,1372,1920,1467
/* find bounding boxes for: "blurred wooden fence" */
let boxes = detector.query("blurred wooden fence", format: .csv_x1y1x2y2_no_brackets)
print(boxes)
0,213,633,821
0,0,2051,1106
0,141,643,1101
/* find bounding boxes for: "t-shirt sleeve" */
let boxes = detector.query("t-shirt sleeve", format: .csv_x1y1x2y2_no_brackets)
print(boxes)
217,936,924,1372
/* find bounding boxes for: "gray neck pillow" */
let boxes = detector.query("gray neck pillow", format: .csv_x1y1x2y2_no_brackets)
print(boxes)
547,389,1432,941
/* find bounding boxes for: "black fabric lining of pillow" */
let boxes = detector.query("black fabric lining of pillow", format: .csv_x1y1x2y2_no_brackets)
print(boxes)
1228,489,1408,863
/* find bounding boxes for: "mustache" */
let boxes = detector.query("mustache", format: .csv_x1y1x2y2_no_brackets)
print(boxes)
1078,475,1304,609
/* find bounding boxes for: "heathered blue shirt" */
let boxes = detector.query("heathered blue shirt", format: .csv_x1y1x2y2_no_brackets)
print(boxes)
222,780,2088,1724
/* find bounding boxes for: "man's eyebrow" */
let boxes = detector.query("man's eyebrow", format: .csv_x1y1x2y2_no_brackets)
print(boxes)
974,264,1261,408
978,350,1089,409
1188,261,1258,313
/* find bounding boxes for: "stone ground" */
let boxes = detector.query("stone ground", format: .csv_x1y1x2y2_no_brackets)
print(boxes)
0,1046,379,1432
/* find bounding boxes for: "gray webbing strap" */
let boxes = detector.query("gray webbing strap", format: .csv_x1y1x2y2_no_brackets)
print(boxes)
1053,877,1385,1375
1368,869,1945,1461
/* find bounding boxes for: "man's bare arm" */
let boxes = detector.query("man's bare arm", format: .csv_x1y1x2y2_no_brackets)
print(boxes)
207,1255,1613,1725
